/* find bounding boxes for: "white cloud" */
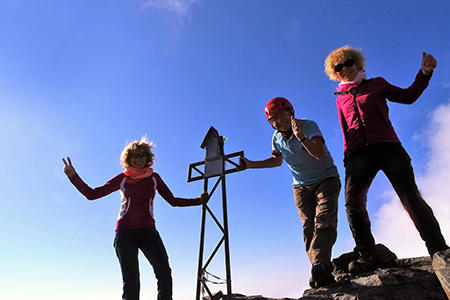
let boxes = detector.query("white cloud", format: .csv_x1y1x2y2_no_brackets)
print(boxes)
140,0,201,48
373,101,450,258
141,0,201,19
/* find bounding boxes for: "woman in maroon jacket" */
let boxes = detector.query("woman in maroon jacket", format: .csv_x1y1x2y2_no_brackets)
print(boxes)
324,46,448,275
63,137,207,300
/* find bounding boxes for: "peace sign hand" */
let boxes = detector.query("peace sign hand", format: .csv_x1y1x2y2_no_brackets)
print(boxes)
62,157,77,177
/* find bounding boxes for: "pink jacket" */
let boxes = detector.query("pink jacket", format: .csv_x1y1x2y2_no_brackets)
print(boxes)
336,70,432,157
69,172,202,230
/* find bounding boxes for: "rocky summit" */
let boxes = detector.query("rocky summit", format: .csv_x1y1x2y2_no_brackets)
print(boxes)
203,246,450,300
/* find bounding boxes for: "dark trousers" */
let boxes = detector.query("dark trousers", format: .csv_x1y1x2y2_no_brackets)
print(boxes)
344,143,448,256
114,228,173,300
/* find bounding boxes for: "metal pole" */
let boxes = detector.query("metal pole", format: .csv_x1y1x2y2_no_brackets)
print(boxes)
221,174,232,297
195,178,209,300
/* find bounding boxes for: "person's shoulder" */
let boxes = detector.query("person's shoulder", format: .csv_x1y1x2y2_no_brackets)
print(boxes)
151,172,162,180
302,119,319,127
301,118,314,123
365,77,386,84
112,173,126,180
107,173,126,185
359,77,389,90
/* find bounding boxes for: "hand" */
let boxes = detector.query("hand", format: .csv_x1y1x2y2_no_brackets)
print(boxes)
291,116,305,141
239,156,249,170
200,191,209,204
421,52,437,75
62,157,77,177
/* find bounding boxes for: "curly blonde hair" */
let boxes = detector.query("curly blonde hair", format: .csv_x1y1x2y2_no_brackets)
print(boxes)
324,46,366,81
120,136,156,169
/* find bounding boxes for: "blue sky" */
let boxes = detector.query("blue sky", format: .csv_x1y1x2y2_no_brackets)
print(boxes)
1,0,450,299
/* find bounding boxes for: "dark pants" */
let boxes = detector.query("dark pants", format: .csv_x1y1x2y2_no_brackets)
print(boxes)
114,228,173,300
344,143,448,256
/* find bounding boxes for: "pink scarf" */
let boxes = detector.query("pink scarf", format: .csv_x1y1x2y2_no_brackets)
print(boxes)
124,167,153,183
336,70,367,93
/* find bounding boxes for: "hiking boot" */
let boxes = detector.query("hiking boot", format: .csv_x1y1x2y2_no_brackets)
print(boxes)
348,252,378,276
309,262,335,288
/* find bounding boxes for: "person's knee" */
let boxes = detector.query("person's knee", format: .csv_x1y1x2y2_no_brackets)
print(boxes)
154,263,172,279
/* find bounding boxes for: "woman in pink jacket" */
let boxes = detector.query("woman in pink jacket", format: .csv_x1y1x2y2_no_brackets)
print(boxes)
324,46,448,275
63,137,207,300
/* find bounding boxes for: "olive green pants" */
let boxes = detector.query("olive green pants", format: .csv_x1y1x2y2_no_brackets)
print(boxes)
294,176,340,270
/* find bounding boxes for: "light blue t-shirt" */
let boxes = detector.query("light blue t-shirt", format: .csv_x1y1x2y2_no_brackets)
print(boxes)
272,119,339,186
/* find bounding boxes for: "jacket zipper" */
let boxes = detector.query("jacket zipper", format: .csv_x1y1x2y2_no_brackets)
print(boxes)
350,86,368,145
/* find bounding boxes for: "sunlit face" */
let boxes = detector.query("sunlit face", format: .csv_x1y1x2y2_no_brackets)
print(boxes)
128,149,147,169
269,109,293,132
334,57,358,82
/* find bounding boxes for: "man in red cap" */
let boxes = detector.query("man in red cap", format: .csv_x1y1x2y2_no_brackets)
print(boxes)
241,97,341,288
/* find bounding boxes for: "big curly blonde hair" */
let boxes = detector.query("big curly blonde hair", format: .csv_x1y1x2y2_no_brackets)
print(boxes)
324,46,366,81
120,136,156,169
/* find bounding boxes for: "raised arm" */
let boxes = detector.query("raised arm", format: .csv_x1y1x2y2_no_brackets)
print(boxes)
291,117,324,160
62,157,120,200
385,53,436,105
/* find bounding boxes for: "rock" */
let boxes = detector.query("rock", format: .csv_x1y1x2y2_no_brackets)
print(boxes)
204,293,296,300
302,248,447,300
203,245,450,300
433,248,450,299
331,244,398,282
301,262,446,299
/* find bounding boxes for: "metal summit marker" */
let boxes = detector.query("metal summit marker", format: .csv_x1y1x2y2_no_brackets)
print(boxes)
187,126,244,300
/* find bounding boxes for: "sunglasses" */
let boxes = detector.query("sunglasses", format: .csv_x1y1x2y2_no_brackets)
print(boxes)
129,152,146,159
334,59,355,73
269,109,292,124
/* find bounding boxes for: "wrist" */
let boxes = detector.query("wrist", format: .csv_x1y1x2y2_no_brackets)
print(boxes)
300,135,307,143
421,68,432,75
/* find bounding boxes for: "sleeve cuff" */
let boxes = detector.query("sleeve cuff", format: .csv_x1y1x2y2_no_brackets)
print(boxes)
272,150,282,157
